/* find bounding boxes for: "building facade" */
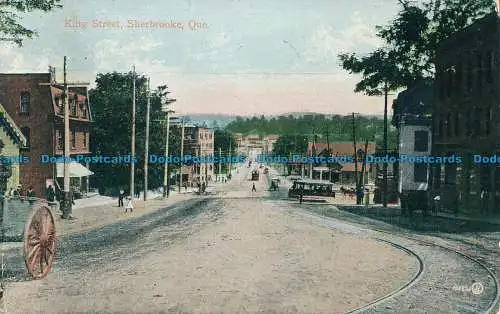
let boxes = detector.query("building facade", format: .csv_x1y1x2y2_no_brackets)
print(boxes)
432,13,500,215
0,104,27,195
305,142,376,184
0,71,93,198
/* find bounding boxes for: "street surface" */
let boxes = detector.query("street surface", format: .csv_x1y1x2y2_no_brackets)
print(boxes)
0,164,499,313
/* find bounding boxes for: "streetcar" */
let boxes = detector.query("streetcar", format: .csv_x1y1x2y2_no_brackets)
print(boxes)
288,179,335,201
251,170,259,180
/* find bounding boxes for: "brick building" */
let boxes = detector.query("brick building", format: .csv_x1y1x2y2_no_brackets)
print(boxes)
175,124,214,186
0,70,93,198
432,12,500,215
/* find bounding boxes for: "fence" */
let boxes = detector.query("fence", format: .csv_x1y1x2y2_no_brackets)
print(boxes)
0,196,50,241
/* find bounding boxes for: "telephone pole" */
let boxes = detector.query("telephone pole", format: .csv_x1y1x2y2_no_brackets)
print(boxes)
130,65,136,200
383,81,388,208
40,58,90,219
62,57,70,218
352,112,360,204
326,126,330,181
161,96,175,198
228,138,232,176
218,147,222,181
178,120,185,192
144,77,150,201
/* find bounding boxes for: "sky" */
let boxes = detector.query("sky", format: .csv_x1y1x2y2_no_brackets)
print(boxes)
0,0,401,116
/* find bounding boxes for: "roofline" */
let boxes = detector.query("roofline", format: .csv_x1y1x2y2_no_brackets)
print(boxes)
0,103,27,146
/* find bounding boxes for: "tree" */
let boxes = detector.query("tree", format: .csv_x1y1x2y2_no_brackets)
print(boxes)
375,0,495,82
0,0,62,46
89,72,178,194
213,130,236,173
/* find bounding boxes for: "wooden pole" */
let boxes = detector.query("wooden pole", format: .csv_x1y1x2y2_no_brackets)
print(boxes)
179,121,184,192
144,77,150,201
352,112,359,204
383,82,388,208
62,56,71,218
130,66,136,200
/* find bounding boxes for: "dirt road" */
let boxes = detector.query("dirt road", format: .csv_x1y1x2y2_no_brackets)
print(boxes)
3,195,417,313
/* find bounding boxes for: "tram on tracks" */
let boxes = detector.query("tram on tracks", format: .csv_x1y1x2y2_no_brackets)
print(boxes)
398,116,432,216
288,179,336,202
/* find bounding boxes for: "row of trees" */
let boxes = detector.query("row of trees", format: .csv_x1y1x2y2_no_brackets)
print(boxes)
89,72,184,194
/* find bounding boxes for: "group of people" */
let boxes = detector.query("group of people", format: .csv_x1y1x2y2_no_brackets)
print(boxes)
117,189,134,212
5,185,36,204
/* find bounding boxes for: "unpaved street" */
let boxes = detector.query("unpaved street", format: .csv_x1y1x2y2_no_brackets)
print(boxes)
2,169,418,313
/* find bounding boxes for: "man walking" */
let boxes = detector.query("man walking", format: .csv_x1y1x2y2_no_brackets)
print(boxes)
118,189,124,207
480,188,488,215
252,183,256,192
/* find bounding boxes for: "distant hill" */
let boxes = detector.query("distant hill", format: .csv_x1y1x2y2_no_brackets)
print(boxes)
180,112,387,128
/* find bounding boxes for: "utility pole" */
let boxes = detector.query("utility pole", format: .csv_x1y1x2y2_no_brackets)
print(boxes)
131,65,136,201
352,112,360,204
144,77,150,201
383,81,388,208
309,131,315,179
218,147,222,181
40,59,89,219
162,97,175,198
62,56,70,218
326,126,331,182
179,120,185,193
228,138,232,176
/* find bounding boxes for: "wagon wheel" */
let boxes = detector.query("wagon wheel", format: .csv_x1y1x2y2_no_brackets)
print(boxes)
23,206,57,280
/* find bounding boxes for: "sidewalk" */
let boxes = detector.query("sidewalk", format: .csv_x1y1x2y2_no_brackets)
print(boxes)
1,188,200,251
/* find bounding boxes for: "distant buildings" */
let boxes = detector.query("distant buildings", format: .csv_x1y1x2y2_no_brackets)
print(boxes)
305,142,376,184
0,70,93,198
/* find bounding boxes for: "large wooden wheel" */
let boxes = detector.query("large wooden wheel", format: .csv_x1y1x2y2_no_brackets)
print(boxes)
23,206,57,279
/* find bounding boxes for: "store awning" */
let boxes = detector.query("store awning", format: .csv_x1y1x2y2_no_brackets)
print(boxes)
56,161,94,177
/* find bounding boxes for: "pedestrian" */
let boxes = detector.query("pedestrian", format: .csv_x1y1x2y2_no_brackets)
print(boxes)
480,188,488,215
27,186,35,205
252,183,256,192
125,196,133,213
118,189,124,207
299,188,303,204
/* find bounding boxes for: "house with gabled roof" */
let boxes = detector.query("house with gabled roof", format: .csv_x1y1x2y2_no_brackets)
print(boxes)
0,104,27,194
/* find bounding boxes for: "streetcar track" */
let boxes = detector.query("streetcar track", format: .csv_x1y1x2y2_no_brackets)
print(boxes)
289,206,500,314
346,238,424,314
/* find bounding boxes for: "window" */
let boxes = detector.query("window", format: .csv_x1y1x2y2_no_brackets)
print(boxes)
414,163,427,182
56,129,63,149
71,128,76,149
80,102,88,118
455,63,462,95
70,98,77,116
21,127,30,147
414,131,429,152
486,108,492,135
20,92,30,114
466,62,473,92
477,54,483,93
83,132,87,148
454,113,460,136
486,52,493,83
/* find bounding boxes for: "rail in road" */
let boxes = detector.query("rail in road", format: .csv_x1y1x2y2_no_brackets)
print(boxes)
291,207,499,314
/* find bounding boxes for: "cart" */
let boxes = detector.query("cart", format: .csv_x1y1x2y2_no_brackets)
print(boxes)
1,196,57,280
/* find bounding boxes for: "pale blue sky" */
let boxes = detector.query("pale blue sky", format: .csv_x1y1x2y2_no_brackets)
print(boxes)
0,0,400,115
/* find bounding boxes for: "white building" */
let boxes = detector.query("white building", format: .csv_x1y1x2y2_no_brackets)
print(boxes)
398,115,432,214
